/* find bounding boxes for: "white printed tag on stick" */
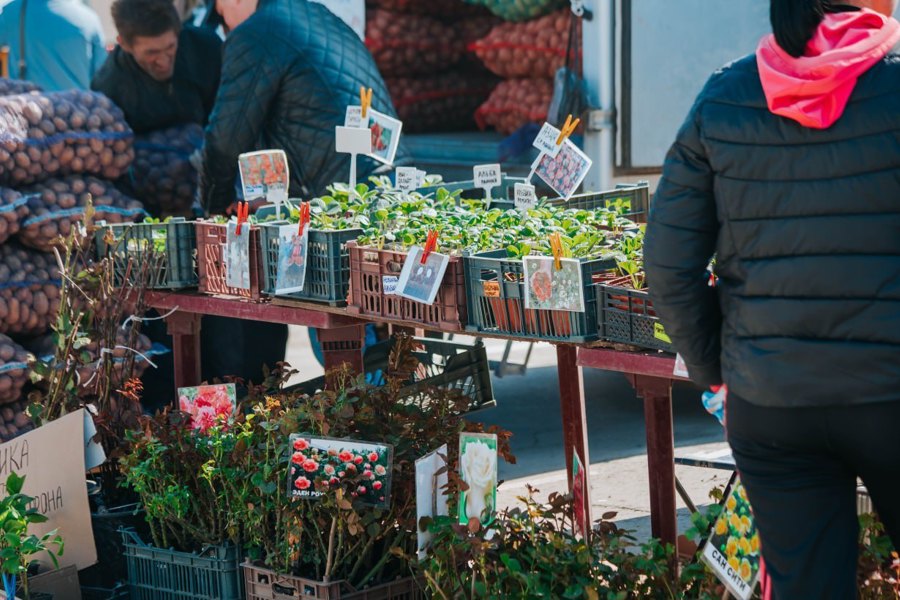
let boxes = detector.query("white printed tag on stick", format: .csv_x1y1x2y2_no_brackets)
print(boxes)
533,122,564,159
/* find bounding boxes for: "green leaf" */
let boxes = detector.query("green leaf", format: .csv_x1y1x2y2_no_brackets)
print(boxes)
5,473,23,496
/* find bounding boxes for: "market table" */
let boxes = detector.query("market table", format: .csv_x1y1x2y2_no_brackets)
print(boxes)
576,347,691,550
146,290,688,551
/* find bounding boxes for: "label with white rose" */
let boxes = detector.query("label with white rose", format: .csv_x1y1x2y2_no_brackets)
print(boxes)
522,256,585,312
287,434,394,509
458,432,498,528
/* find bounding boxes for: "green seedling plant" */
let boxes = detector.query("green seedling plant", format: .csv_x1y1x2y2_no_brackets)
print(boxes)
0,472,64,600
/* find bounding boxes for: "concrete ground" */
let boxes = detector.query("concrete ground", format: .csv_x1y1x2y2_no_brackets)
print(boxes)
284,325,732,543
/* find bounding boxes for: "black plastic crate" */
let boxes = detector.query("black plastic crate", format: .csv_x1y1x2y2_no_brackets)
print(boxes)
259,223,362,306
551,182,650,219
121,528,244,600
595,280,674,352
464,250,617,343
97,218,197,290
290,337,494,413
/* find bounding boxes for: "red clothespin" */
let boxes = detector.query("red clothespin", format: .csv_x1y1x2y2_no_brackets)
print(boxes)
298,202,311,237
235,200,249,236
421,230,438,264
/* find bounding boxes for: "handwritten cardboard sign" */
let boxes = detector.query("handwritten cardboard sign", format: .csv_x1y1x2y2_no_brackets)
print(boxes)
473,164,501,191
0,410,96,571
514,183,538,212
345,105,364,128
395,167,417,192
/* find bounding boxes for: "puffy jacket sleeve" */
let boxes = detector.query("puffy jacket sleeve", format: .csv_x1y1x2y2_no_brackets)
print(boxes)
200,29,283,214
644,96,722,388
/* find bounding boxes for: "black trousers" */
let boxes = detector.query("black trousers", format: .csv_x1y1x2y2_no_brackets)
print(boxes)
726,394,900,600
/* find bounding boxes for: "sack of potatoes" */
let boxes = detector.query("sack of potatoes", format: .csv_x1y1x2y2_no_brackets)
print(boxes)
19,175,146,252
0,242,61,337
387,70,498,133
0,187,31,245
0,399,36,442
475,78,553,135
366,9,466,77
0,79,41,97
0,90,134,186
462,0,567,22
0,334,32,406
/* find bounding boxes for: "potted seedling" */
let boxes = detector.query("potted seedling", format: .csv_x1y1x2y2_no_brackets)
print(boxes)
0,472,64,600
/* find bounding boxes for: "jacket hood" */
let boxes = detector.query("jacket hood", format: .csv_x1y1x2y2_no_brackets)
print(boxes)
756,8,900,129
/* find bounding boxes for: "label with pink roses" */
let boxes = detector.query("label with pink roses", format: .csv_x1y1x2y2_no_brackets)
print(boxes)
288,434,393,508
177,383,237,433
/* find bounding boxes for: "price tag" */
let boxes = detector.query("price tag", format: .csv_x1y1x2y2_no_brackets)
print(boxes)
514,183,538,212
533,122,563,159
395,166,417,192
345,105,363,128
382,275,399,295
474,164,501,190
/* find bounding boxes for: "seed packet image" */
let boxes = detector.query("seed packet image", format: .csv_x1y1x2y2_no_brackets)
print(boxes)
238,149,289,204
288,434,393,508
701,477,761,600
177,383,236,433
275,224,309,294
226,221,251,290
572,449,591,540
458,432,498,528
397,246,450,306
523,256,585,312
533,138,592,200
366,108,403,165
416,444,449,560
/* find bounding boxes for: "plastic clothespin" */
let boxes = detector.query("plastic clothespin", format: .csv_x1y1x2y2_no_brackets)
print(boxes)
555,114,581,146
360,86,373,120
297,202,311,237
549,233,563,271
421,230,439,264
235,200,249,236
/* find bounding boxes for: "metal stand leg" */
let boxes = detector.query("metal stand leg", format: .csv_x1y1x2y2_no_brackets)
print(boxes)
165,311,201,395
631,374,677,550
557,345,589,491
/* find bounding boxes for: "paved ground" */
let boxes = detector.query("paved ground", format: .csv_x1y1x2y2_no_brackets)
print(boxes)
284,326,732,543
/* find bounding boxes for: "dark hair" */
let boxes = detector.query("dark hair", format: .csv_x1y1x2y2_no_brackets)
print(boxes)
111,0,182,44
771,0,830,57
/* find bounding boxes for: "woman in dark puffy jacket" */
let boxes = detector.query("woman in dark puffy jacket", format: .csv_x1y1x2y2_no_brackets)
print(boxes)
644,0,900,596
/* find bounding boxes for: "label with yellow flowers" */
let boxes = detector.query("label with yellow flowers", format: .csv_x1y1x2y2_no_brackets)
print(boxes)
701,477,760,600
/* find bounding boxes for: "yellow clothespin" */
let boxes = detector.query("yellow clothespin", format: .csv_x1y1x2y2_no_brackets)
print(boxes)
555,114,581,146
550,233,563,271
360,87,373,119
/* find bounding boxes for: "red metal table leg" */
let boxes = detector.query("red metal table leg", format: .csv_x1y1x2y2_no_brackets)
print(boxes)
165,311,202,393
631,374,677,549
557,345,590,492
317,325,366,386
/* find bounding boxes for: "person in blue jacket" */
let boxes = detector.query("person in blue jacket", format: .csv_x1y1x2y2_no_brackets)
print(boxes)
0,0,106,90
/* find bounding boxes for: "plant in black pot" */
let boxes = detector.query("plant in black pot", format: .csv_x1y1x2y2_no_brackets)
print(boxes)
0,472,64,600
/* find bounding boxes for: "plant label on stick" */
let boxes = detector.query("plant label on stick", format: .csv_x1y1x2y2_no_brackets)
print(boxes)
458,432,498,528
700,477,761,600
533,122,564,159
473,164,501,201
395,166,417,192
238,149,290,206
572,450,591,541
335,125,372,190
514,182,538,213
288,434,394,508
225,221,251,290
416,444,449,561
396,246,450,306
345,105,364,128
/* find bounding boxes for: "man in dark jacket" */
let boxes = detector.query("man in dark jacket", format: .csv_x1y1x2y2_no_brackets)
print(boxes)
201,0,409,211
91,0,221,134
644,0,900,596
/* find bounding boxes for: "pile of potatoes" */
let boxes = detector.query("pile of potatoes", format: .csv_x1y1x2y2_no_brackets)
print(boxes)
19,176,145,252
475,78,553,134
0,90,134,186
124,124,202,218
0,188,30,245
470,9,578,79
0,334,31,405
366,10,467,77
387,71,498,132
0,79,41,97
0,399,36,441
0,243,61,337
462,0,567,22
